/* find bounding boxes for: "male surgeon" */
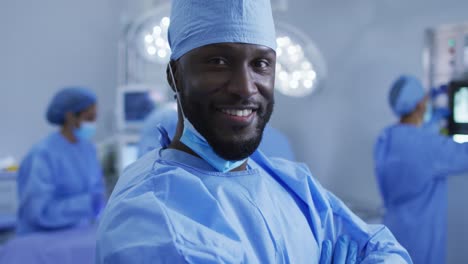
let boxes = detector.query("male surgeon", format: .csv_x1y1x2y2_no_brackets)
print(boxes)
96,1,411,263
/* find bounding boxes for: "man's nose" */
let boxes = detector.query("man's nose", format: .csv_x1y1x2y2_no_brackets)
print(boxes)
227,65,258,98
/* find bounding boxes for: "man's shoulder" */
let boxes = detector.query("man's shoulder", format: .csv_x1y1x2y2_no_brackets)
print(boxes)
97,152,238,262
110,149,180,198
262,155,314,180
99,150,190,235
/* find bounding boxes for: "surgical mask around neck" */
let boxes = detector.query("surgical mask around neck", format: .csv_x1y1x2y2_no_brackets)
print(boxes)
168,64,247,172
73,121,97,141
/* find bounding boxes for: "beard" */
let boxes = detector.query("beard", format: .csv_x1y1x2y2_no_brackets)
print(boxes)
180,94,274,161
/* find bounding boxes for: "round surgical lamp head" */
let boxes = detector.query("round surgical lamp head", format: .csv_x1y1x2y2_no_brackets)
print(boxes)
275,23,327,97
130,5,172,64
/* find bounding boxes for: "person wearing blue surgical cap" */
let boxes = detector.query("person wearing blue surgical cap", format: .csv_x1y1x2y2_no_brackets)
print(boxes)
96,1,411,263
16,87,105,235
374,75,468,264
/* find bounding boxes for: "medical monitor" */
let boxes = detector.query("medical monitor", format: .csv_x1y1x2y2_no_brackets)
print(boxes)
448,80,468,135
117,84,168,132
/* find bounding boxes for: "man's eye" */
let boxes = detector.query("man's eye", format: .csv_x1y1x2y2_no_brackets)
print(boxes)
208,58,228,65
254,60,270,68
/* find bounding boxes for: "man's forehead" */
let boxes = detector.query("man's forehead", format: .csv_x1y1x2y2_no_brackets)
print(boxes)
182,43,276,58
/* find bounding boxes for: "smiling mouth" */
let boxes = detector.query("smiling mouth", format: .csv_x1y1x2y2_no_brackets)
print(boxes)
220,108,255,117
214,106,260,126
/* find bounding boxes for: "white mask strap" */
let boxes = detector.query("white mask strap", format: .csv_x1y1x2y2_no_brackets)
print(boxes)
168,63,187,118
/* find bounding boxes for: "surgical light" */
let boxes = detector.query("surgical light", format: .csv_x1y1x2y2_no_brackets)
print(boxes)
136,15,171,64
275,23,327,97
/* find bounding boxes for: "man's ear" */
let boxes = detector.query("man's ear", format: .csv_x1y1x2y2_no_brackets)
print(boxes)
166,60,178,93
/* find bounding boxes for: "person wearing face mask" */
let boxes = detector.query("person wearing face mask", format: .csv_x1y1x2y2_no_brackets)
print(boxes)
96,1,412,263
374,75,468,264
16,87,105,235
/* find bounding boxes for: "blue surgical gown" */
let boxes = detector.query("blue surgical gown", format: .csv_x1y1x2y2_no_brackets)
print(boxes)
97,136,411,263
16,131,105,234
374,124,468,264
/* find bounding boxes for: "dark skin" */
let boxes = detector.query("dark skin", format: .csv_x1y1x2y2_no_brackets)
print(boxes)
400,95,428,126
61,104,97,143
166,43,276,171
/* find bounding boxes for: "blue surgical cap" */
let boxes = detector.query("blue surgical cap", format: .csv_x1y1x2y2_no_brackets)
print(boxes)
46,87,97,125
389,75,426,117
168,0,277,60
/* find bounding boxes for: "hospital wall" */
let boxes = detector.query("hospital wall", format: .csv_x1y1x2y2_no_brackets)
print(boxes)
0,0,120,162
1,0,468,262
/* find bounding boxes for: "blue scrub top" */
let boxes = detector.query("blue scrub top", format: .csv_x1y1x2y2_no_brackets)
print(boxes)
97,134,411,263
374,124,468,264
16,131,105,234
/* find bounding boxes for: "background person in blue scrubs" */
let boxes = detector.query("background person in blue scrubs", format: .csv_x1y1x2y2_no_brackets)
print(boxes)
374,75,468,264
16,87,105,234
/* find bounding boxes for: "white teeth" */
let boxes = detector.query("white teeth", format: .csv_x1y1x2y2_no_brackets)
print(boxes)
221,109,253,117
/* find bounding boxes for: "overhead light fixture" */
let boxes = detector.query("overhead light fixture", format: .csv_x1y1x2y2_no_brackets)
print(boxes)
136,15,171,64
275,22,327,97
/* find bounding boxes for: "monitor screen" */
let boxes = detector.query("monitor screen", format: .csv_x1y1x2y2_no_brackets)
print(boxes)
449,81,468,135
116,84,170,132
124,91,155,123
453,86,468,123
453,134,468,143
